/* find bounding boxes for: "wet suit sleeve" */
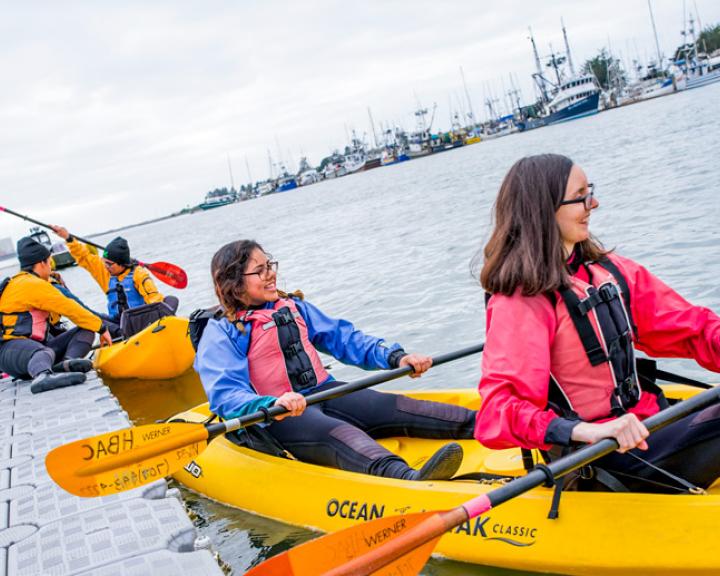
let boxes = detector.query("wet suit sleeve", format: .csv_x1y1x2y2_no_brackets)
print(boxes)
610,254,720,373
294,298,404,370
132,267,164,304
66,239,111,292
24,276,103,333
194,319,276,419
475,291,574,451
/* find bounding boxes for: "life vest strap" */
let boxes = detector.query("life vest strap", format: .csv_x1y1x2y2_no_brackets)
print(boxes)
271,306,318,392
596,257,638,339
262,310,300,331
559,286,608,366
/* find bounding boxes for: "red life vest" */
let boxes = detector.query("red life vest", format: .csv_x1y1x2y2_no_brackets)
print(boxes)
548,258,658,422
238,298,330,396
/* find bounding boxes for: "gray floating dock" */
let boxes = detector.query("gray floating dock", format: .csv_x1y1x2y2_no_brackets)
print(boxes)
0,372,223,576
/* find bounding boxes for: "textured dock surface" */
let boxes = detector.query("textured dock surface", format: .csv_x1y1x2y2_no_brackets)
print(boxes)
0,373,223,575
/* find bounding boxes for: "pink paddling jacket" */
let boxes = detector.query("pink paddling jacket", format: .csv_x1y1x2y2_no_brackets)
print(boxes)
475,253,720,451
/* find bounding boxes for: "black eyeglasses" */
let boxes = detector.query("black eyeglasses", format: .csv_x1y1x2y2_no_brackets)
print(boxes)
559,183,595,210
242,261,278,279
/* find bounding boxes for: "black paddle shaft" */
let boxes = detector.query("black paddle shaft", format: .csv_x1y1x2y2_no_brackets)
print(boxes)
486,385,720,508
206,342,485,439
0,206,105,251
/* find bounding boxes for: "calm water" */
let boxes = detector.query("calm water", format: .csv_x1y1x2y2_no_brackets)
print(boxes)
9,83,720,574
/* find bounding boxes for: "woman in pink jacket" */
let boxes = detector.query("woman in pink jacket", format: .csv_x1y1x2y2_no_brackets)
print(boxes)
474,153,720,492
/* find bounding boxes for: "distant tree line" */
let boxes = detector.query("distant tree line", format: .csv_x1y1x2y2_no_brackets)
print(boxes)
698,23,720,54
582,49,626,90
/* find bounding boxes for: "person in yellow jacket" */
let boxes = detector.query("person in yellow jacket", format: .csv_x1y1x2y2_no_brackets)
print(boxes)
0,237,113,392
51,226,178,336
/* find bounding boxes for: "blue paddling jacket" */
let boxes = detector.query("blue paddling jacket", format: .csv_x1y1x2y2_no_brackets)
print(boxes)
194,297,406,420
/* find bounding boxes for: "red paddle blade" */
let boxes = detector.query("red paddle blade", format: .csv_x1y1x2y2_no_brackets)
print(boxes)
141,261,188,289
246,510,441,576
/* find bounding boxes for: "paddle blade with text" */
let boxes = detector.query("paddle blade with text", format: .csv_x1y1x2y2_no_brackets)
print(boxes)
245,510,439,576
45,422,207,497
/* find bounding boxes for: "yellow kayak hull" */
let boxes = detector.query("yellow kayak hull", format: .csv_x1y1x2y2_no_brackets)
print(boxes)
171,385,720,575
94,316,194,380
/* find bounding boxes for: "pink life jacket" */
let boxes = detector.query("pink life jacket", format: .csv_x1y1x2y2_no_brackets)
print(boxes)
30,309,50,341
549,258,656,422
238,298,330,397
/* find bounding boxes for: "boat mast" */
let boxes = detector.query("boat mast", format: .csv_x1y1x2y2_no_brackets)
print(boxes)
647,0,664,70
244,156,253,185
226,153,235,192
548,43,563,86
267,149,274,180
561,18,576,76
459,66,476,127
367,107,379,148
528,27,549,102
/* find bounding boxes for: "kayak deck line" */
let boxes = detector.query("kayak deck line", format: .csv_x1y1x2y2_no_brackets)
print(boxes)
0,371,224,576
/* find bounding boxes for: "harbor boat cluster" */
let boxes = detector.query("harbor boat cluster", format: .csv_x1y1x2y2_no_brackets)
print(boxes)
190,11,719,212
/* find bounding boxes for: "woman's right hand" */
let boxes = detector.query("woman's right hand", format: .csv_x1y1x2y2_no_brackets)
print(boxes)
570,413,649,453
273,392,307,420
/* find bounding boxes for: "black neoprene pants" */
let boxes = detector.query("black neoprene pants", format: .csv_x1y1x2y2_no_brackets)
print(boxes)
579,403,720,492
0,327,94,379
264,380,477,478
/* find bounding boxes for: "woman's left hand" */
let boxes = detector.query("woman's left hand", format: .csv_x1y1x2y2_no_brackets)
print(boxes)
399,354,433,378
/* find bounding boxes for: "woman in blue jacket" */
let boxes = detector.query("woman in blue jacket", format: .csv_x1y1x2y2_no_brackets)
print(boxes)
195,239,476,481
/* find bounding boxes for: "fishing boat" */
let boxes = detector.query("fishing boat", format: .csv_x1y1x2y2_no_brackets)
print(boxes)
256,181,275,195
298,169,321,186
29,227,75,269
170,385,719,575
380,148,410,166
199,189,235,210
619,65,685,105
342,151,366,174
522,23,601,131
674,12,720,91
94,316,194,380
362,150,382,171
275,173,298,192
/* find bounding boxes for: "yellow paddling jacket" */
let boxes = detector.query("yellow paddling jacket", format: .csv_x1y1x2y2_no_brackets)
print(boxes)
66,239,163,310
0,272,103,342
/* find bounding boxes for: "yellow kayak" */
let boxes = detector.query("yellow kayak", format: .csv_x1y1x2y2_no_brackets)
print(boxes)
171,385,720,575
94,316,194,380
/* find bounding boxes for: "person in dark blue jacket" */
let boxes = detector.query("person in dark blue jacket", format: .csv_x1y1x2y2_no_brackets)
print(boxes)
194,239,477,481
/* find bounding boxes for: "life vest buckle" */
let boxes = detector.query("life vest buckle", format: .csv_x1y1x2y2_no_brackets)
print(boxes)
283,341,304,358
273,307,294,326
597,283,618,303
298,370,314,385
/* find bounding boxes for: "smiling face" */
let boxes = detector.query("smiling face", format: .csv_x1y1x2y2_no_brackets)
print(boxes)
239,248,279,307
555,164,599,256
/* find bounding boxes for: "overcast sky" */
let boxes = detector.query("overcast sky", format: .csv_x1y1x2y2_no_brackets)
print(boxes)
1,0,718,243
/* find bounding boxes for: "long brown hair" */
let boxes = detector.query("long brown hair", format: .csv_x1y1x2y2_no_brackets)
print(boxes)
211,239,302,322
475,154,606,296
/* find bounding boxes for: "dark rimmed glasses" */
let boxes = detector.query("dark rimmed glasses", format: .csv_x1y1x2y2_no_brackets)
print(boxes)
242,260,278,279
559,183,595,210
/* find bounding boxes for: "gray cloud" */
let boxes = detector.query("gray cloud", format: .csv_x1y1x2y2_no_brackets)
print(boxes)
1,0,717,242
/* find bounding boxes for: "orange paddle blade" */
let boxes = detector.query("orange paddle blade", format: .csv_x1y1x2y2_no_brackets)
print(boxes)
45,422,208,497
142,261,188,289
246,510,442,576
